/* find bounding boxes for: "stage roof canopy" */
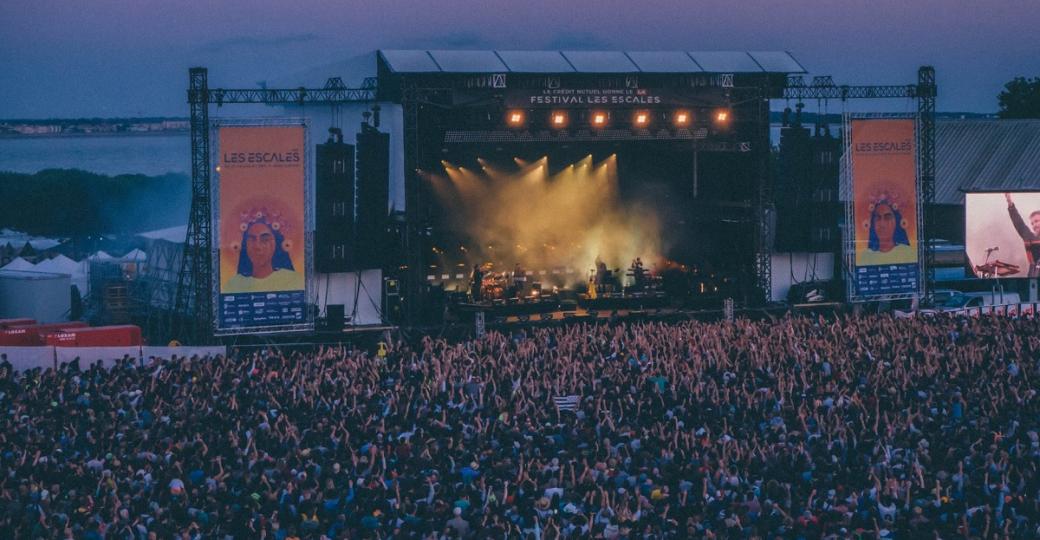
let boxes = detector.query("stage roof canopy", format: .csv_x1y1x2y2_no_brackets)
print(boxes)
935,119,1040,204
378,49,806,75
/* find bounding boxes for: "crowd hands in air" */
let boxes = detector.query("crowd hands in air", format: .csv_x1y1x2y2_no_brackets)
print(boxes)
1,314,1040,539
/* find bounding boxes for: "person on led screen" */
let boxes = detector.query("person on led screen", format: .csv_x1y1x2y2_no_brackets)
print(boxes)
1005,192,1040,277
858,193,915,266
223,209,303,293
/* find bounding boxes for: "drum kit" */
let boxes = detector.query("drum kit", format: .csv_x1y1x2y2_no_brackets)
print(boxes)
480,271,508,300
478,264,534,301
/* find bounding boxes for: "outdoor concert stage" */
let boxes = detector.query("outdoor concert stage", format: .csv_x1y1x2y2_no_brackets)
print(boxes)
375,50,803,323
173,51,814,341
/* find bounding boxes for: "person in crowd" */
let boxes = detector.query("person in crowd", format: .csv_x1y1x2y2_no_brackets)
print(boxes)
1,313,1039,538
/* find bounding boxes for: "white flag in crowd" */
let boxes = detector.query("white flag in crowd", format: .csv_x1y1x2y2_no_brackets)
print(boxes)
553,395,580,412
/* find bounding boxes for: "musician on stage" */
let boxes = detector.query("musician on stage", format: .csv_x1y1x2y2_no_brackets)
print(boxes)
629,257,646,289
470,264,484,302
586,269,597,299
1005,193,1040,277
594,257,607,285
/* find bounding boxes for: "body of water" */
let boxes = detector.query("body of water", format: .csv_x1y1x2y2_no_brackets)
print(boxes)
0,134,190,176
0,126,819,177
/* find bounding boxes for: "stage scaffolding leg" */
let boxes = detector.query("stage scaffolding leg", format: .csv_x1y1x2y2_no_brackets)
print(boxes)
917,66,937,301
753,84,774,305
172,67,214,343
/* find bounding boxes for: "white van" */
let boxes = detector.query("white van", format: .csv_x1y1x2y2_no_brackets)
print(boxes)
921,290,1021,314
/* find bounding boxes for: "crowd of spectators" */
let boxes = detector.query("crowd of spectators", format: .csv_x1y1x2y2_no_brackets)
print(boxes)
1,313,1039,539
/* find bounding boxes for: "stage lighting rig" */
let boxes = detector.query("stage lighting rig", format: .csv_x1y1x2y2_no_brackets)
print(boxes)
633,110,651,128
550,111,569,128
506,110,525,127
673,110,692,127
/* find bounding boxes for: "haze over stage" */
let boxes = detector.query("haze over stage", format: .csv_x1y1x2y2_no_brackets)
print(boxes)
426,154,662,284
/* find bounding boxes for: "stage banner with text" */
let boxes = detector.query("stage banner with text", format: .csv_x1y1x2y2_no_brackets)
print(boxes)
214,123,311,333
849,118,920,298
504,87,724,109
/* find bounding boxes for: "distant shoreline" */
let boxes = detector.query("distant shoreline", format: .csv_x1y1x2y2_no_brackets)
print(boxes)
0,131,189,141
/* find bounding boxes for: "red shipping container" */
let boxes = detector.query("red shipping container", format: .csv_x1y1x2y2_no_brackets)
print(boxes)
0,322,89,346
0,318,36,329
45,325,143,347
0,330,34,346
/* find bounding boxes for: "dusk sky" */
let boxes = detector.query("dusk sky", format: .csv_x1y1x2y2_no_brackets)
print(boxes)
1,0,1038,118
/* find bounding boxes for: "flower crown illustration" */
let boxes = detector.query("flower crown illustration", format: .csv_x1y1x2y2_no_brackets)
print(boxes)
231,207,293,252
863,191,909,230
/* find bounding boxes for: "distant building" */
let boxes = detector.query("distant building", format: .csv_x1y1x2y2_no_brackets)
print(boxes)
13,124,61,135
161,120,189,130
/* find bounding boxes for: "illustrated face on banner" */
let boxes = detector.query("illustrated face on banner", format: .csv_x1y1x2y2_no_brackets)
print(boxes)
244,222,277,276
215,124,308,331
966,192,1040,278
864,198,913,258
223,204,302,292
849,118,919,297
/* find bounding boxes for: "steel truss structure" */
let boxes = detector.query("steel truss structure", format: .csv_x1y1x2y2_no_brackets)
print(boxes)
174,68,374,342
174,65,935,340
784,67,937,301
841,112,924,303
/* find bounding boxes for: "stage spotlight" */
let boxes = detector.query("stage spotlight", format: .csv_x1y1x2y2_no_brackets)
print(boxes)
673,110,692,127
506,110,525,127
551,111,569,128
590,111,608,128
715,109,731,124
633,110,650,128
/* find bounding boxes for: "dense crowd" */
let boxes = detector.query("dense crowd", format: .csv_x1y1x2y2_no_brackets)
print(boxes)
1,314,1040,539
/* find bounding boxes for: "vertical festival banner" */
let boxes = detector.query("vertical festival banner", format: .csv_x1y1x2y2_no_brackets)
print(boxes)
214,123,311,333
849,118,920,298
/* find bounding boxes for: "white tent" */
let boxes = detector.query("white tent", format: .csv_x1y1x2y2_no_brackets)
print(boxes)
88,250,113,261
0,230,62,252
1,257,35,272
35,255,88,293
122,248,147,261
35,254,78,274
137,225,187,244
